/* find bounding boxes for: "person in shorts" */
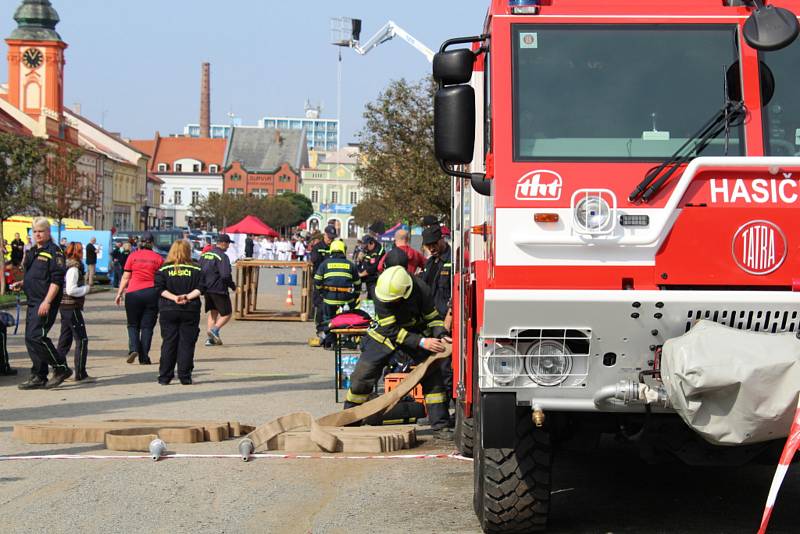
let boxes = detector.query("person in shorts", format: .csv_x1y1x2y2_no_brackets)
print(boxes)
199,234,236,346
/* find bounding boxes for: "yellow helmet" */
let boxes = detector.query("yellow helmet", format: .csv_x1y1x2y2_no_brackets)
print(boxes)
375,266,413,302
330,239,346,254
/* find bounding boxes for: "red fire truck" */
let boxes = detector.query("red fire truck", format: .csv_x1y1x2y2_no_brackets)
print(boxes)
434,1,800,531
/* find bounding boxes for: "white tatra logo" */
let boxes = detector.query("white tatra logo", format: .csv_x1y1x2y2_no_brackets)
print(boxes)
515,170,562,201
732,220,787,275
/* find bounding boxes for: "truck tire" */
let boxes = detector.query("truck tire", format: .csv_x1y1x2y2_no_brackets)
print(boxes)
474,400,552,533
455,401,474,458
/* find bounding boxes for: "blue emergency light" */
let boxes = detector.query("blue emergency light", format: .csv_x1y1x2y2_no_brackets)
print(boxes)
509,0,539,14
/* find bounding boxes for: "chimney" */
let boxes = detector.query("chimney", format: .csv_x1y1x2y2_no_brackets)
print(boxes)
72,102,82,115
200,62,211,138
274,129,283,145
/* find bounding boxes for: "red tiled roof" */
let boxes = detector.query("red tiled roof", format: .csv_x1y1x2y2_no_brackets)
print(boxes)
130,136,227,172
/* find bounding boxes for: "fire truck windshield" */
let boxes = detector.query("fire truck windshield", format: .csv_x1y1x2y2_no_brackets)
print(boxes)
762,38,800,156
513,25,743,161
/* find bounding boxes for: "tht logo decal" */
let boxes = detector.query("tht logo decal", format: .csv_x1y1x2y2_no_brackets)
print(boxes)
515,170,562,201
732,220,787,275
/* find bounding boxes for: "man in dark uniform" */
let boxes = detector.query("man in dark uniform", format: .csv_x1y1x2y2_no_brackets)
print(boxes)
421,225,454,416
309,226,336,330
200,234,236,346
244,234,254,259
10,232,24,267
13,217,72,389
345,266,452,436
358,235,385,301
314,239,361,345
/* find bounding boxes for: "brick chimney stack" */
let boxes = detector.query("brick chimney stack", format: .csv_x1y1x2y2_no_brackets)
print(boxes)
200,62,211,138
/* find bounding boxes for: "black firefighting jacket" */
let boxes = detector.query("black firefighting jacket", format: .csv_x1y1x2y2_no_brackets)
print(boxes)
359,245,385,286
155,262,206,313
422,243,452,317
367,276,446,355
314,252,361,306
23,240,65,304
200,247,235,295
309,240,331,272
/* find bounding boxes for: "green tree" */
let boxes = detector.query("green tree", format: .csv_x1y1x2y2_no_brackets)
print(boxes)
0,133,48,295
355,77,450,228
37,145,101,242
279,192,313,224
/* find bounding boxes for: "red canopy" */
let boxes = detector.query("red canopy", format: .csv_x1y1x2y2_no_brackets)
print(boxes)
223,215,279,237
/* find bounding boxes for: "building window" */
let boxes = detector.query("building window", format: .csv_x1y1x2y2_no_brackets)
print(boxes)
160,190,165,205
252,189,269,198
350,191,358,204
230,173,241,181
279,175,291,183
175,163,183,172
174,190,182,205
330,191,339,204
209,164,219,173
311,190,319,203
157,163,168,172
191,191,200,205
193,164,201,173
229,188,244,196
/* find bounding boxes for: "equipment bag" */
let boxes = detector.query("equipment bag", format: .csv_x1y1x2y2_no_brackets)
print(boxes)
329,309,372,330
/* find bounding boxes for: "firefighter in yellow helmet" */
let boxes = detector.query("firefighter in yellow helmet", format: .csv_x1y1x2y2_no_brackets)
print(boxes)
313,239,360,346
344,266,452,437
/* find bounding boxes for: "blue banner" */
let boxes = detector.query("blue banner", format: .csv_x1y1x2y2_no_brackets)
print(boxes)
60,230,113,274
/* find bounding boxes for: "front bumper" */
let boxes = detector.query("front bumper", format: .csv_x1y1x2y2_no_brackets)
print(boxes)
480,289,800,412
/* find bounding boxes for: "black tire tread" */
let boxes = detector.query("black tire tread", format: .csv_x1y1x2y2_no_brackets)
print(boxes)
478,408,551,533
455,402,475,458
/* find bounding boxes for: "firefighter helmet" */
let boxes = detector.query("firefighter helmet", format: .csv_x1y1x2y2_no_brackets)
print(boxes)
330,239,346,254
375,266,413,302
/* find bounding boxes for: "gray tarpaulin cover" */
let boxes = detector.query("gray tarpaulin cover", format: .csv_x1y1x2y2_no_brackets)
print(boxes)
661,320,800,446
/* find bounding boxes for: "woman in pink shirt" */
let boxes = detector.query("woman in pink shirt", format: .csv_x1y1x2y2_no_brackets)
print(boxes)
114,232,163,364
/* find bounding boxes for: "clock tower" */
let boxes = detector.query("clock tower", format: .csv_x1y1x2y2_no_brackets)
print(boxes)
5,0,66,118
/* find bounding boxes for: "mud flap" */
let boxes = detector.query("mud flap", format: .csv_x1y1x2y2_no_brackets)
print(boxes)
480,392,517,449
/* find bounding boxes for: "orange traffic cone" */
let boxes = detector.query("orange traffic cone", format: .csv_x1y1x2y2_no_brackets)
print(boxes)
285,288,294,306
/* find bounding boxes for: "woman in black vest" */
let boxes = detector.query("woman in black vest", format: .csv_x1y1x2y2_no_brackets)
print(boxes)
57,242,91,381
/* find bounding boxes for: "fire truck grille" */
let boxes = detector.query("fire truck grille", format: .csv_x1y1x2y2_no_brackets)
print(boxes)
685,309,799,334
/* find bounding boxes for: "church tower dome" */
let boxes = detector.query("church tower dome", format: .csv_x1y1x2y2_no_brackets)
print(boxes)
10,0,62,42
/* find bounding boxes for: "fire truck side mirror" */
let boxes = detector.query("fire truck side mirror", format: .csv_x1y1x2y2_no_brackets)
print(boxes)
433,49,475,85
743,3,799,51
434,85,476,165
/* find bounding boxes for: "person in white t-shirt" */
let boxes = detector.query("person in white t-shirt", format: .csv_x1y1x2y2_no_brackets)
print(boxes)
294,239,306,261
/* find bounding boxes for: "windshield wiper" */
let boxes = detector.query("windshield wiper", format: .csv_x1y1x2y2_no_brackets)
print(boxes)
628,100,746,203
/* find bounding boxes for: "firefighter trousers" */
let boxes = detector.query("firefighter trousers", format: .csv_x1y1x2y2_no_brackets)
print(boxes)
344,336,450,429
125,287,159,363
56,308,88,378
0,322,10,371
158,310,200,383
25,302,68,380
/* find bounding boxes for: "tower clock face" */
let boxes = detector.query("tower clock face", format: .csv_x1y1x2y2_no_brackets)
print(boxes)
22,48,43,69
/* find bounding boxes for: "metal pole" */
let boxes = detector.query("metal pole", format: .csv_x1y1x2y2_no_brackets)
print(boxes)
337,48,342,158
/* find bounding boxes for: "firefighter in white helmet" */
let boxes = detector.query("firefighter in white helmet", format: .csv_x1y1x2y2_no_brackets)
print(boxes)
344,266,452,436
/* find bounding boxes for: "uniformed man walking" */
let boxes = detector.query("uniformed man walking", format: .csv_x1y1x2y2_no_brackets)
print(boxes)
344,266,452,437
314,239,361,345
200,234,236,346
358,235,385,301
12,218,72,389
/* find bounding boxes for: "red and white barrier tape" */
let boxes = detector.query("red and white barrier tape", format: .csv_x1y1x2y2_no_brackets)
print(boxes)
0,452,473,462
758,395,800,534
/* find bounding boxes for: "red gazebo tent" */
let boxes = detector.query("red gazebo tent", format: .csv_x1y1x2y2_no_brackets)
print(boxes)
223,215,279,237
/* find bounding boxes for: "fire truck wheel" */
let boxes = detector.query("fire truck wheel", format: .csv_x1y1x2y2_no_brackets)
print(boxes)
454,402,474,458
474,404,552,533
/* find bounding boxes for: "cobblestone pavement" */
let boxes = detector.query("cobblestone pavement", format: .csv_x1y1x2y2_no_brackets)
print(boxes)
0,271,799,533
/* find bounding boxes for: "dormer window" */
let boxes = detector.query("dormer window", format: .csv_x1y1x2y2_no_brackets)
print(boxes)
175,163,183,172
209,164,219,173
157,163,168,172
193,164,201,173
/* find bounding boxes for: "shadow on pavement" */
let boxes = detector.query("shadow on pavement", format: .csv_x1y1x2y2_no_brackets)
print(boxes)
547,446,799,533
1,379,331,422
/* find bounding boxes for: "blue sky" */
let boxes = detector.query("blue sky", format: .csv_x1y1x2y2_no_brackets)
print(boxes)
0,0,487,142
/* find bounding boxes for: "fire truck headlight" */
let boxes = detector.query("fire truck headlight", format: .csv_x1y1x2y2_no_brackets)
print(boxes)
484,343,522,386
574,196,611,232
525,340,573,386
